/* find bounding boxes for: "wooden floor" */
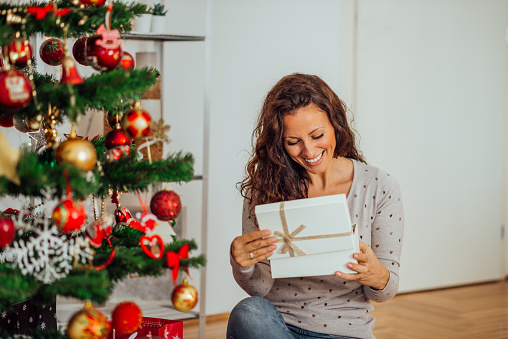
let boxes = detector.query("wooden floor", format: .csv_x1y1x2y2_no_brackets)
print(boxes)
182,279,508,339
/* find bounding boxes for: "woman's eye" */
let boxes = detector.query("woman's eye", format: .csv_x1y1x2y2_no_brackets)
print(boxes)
312,133,324,140
287,140,298,146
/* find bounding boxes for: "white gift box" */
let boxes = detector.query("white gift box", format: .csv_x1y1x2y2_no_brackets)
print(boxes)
255,194,359,278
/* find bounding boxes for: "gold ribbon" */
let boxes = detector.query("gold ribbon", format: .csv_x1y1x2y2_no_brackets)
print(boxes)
274,201,354,257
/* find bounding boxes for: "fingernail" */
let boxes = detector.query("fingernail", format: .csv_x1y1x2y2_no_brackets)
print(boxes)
335,272,342,277
271,237,278,242
353,254,359,259
263,230,271,236
271,244,277,250
347,263,353,268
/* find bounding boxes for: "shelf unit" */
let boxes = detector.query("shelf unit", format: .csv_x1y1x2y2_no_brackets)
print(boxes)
125,32,209,339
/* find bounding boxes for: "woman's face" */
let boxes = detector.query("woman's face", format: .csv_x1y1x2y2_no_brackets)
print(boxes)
282,103,336,175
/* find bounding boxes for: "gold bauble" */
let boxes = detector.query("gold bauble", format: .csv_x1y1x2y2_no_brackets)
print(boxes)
171,278,198,312
66,301,111,339
55,138,97,171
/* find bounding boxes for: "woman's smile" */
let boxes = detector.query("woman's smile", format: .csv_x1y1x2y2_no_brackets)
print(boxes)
304,151,324,165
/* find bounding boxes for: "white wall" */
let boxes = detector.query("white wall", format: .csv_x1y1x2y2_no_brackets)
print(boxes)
206,0,345,315
351,0,507,291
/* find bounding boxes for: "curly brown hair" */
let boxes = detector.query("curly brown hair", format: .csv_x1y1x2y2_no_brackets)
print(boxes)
240,73,365,206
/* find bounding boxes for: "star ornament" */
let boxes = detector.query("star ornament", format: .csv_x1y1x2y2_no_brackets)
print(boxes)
0,132,20,185
27,128,47,153
150,118,171,143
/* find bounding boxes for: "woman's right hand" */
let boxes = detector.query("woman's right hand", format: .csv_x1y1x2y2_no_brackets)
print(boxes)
231,229,278,268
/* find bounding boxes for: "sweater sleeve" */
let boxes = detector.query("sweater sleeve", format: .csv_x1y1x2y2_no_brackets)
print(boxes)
363,173,404,302
230,198,275,297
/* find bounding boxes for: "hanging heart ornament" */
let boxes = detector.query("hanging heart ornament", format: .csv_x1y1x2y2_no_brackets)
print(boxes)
139,235,165,259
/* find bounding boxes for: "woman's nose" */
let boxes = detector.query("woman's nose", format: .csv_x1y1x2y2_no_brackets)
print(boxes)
300,140,314,156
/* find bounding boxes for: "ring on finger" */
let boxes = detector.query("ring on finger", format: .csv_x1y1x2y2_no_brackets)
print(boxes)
249,252,254,259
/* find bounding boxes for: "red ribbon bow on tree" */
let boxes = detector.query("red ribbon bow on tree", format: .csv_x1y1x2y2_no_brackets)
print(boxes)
26,2,71,20
166,244,189,286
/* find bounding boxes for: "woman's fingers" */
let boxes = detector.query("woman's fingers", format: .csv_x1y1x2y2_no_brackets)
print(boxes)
335,242,390,290
232,229,278,267
353,252,368,263
346,262,369,273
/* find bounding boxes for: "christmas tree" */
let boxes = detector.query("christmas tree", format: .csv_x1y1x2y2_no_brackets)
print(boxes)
0,0,206,337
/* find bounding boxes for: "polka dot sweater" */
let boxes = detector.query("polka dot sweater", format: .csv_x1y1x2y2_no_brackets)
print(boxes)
230,159,404,339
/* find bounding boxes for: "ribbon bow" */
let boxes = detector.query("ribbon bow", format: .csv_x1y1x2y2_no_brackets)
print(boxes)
275,201,354,257
26,2,71,20
166,244,189,286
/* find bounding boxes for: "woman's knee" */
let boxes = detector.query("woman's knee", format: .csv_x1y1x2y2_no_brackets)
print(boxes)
230,296,275,321
227,297,290,339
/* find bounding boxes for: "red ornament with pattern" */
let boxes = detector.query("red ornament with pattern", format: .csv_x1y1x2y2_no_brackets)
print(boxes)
4,38,32,68
150,190,182,221
121,101,152,139
52,198,86,233
85,27,123,72
39,38,65,66
0,69,33,110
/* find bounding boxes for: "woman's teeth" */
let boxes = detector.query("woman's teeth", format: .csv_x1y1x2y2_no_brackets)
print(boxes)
305,152,323,164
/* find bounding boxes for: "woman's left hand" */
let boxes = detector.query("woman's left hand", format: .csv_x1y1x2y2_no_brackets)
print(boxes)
335,241,390,290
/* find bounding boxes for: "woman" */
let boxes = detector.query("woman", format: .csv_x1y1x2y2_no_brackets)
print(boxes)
228,73,403,339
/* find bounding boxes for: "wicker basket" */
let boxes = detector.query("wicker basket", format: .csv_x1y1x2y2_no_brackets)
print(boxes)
134,137,163,161
143,76,161,100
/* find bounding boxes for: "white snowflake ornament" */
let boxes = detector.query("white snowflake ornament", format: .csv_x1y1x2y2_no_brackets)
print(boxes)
8,216,94,284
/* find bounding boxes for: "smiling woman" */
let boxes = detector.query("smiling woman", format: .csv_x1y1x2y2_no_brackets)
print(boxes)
240,74,364,206
228,73,404,339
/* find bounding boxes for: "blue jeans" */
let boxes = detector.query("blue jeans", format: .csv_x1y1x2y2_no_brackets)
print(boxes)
227,296,357,339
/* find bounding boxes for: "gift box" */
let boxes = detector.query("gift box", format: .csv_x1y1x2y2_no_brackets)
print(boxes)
0,299,57,335
126,317,183,339
255,194,359,278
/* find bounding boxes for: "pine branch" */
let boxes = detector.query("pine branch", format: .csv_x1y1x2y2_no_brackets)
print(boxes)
0,0,149,45
13,67,159,123
0,264,41,309
98,151,194,195
0,139,192,200
0,150,99,200
34,270,113,305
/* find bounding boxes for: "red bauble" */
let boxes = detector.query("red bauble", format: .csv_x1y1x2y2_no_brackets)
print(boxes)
0,114,14,127
85,35,123,72
40,38,65,66
4,38,32,68
104,128,131,149
150,190,182,221
120,51,135,71
52,199,86,233
111,301,143,335
121,102,152,139
0,216,16,248
72,37,88,66
0,69,33,110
